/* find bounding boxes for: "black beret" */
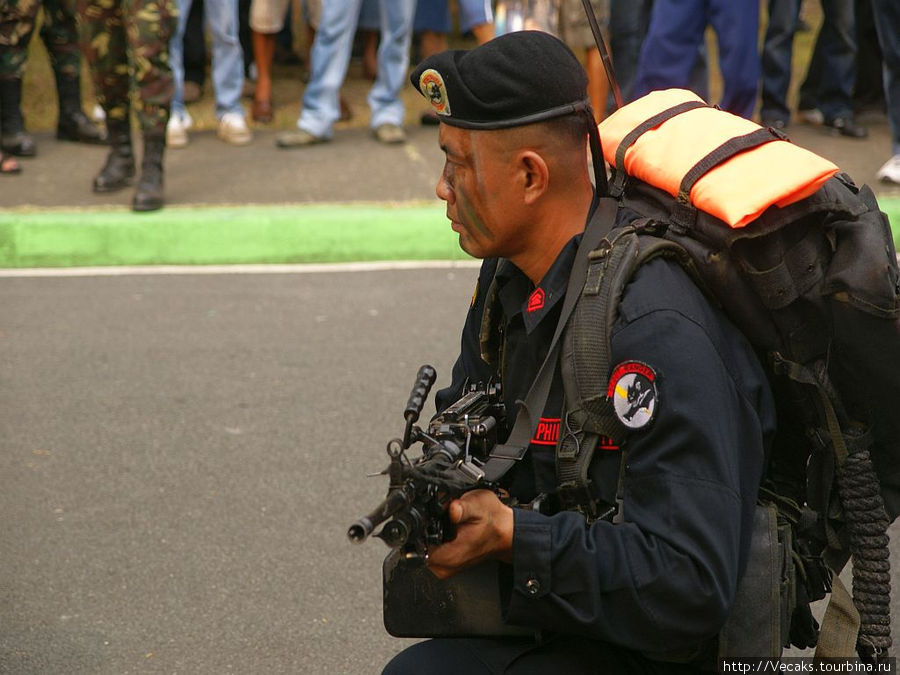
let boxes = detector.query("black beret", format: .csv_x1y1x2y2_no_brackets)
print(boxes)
410,30,590,130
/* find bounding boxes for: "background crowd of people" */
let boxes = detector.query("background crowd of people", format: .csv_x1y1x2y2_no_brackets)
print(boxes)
0,0,897,211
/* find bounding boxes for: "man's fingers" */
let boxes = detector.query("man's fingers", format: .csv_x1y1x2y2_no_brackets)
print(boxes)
425,546,459,577
426,562,454,580
449,489,496,524
448,499,465,524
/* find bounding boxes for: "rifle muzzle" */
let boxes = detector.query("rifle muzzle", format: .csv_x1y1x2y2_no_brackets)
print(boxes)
347,488,410,544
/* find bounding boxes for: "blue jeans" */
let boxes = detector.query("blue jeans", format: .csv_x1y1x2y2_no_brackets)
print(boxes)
414,0,493,34
797,0,857,121
169,0,246,119
632,0,759,119
760,0,800,122
871,0,900,154
297,0,415,138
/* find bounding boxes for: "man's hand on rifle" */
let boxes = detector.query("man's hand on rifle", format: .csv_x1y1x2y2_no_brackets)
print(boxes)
425,489,514,579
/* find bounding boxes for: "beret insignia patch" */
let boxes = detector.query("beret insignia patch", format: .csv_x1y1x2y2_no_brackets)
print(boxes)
419,68,451,116
607,361,658,430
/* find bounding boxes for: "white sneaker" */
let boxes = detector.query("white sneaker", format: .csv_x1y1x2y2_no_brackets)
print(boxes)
876,154,900,185
217,112,252,145
798,108,824,126
166,110,193,148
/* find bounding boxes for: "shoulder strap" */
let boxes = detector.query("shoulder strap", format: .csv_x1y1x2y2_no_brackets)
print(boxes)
560,224,696,437
480,197,618,483
555,224,698,518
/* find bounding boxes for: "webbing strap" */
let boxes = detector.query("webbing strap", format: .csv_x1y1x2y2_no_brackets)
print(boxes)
815,575,861,658
678,128,783,202
772,354,850,554
771,355,849,467
671,127,785,230
481,198,618,483
610,100,709,197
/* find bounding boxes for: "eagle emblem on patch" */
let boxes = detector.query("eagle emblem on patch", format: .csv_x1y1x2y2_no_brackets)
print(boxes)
607,361,658,430
419,68,451,116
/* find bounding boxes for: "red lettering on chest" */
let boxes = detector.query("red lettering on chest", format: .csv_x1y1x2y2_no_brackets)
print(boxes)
531,417,560,445
598,435,620,451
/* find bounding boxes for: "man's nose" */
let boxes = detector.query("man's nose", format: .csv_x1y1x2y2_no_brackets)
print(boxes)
435,175,453,203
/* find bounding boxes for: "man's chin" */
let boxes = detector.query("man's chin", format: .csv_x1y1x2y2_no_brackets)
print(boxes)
453,225,488,259
457,234,480,259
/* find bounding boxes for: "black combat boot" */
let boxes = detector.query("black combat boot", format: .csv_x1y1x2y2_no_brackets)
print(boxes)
93,118,135,192
0,78,37,157
132,131,165,212
55,72,106,144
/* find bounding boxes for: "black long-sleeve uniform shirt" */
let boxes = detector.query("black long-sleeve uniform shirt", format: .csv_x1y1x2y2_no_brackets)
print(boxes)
434,211,777,655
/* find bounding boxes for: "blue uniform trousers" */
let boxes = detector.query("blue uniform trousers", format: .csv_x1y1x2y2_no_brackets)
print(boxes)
631,0,759,119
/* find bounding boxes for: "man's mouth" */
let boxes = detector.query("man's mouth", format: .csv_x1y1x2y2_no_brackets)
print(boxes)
447,215,463,233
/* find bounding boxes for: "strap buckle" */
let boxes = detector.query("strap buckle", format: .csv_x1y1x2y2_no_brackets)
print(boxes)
556,481,614,522
487,443,527,462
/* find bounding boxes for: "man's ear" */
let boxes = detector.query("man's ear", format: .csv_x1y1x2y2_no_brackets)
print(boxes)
518,150,550,205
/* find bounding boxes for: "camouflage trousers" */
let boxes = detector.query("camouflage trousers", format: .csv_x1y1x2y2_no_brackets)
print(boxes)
0,0,82,80
75,0,176,133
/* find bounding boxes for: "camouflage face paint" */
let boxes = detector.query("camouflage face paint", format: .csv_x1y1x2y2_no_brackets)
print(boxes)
455,182,494,241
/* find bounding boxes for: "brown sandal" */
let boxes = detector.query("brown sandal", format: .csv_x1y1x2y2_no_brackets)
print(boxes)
0,151,21,175
251,99,273,123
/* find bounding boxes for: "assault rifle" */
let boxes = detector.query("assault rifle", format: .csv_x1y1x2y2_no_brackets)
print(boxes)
347,366,506,560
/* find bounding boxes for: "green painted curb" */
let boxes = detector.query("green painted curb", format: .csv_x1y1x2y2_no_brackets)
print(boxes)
0,198,898,269
0,203,467,268
884,198,900,245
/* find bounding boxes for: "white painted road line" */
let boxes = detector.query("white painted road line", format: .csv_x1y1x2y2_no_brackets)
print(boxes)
0,260,482,278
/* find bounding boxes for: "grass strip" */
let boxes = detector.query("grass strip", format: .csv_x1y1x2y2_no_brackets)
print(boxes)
881,197,899,246
0,203,465,268
0,198,897,269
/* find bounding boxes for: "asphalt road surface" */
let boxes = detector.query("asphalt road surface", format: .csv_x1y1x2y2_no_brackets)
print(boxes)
1,266,898,674
0,266,478,673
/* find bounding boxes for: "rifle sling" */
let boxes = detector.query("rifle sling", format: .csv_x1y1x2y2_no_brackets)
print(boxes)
482,197,618,484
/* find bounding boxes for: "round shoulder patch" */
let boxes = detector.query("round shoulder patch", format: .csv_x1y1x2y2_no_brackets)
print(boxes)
419,68,451,116
607,361,658,430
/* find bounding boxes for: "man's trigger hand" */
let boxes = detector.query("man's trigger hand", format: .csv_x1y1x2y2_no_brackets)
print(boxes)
426,489,514,580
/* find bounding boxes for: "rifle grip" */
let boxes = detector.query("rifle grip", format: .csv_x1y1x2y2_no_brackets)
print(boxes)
404,365,437,423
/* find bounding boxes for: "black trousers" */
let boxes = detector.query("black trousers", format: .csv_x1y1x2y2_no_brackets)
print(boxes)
382,635,705,675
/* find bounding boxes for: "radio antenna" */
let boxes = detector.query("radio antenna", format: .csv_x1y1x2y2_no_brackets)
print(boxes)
580,0,623,110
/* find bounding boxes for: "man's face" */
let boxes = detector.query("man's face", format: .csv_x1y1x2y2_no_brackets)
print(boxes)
436,124,523,260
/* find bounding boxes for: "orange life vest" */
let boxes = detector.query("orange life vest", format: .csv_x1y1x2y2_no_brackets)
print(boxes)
596,89,840,228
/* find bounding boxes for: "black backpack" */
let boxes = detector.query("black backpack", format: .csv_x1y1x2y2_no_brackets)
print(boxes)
558,99,900,661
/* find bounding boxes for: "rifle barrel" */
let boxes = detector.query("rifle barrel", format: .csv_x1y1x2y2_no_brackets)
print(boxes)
347,488,410,543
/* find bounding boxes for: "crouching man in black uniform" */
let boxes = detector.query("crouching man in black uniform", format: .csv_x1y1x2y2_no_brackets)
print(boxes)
383,30,776,674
